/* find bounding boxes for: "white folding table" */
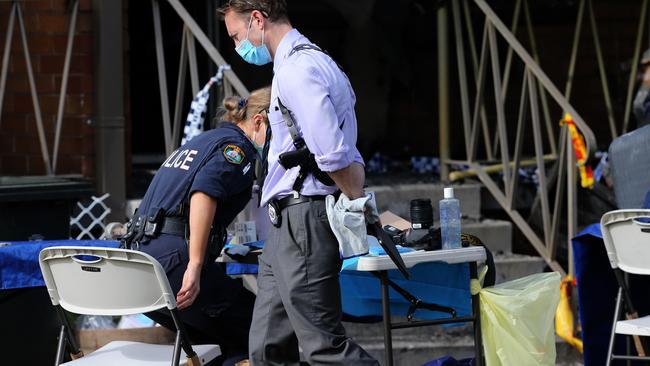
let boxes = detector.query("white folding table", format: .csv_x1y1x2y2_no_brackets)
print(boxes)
354,247,487,366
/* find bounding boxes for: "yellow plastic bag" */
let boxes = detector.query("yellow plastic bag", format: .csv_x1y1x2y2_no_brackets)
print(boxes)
480,272,561,366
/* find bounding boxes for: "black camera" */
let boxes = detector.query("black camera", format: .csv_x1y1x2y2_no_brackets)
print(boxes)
383,198,441,251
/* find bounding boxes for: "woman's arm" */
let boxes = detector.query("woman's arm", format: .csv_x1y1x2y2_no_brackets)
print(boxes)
176,191,217,309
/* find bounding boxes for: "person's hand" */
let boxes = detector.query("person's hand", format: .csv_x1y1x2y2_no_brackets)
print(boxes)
363,192,380,225
176,262,201,310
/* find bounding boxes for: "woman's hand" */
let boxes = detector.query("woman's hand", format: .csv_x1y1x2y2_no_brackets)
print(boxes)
176,262,202,309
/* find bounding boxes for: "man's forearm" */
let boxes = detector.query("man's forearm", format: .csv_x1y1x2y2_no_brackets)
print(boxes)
327,162,365,199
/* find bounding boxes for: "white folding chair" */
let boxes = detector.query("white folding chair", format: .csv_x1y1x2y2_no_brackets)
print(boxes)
39,246,221,366
601,209,650,365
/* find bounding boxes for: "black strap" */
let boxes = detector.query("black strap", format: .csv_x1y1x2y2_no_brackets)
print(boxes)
256,125,273,207
289,43,344,72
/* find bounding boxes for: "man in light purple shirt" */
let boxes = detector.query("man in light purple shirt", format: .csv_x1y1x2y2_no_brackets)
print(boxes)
220,1,378,365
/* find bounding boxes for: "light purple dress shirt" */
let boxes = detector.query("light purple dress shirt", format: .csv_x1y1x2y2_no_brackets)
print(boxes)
260,29,364,207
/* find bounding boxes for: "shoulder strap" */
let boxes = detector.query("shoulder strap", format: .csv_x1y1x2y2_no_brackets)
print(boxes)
277,98,304,149
288,43,344,71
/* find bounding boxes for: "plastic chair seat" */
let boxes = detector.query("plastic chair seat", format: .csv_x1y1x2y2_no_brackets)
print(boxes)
62,341,220,366
615,315,650,336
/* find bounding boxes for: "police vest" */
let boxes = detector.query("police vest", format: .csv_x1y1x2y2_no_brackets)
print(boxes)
136,122,256,227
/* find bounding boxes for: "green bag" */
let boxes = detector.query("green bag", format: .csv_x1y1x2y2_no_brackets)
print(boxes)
479,272,561,366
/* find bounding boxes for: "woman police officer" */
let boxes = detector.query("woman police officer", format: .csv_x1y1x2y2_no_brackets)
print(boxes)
123,86,271,366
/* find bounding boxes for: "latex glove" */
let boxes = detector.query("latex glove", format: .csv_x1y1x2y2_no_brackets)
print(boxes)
326,193,372,259
364,191,380,225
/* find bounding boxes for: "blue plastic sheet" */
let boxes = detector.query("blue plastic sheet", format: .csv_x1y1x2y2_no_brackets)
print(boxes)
225,240,471,321
0,240,120,290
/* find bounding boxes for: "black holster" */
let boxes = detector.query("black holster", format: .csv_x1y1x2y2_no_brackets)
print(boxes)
279,146,335,191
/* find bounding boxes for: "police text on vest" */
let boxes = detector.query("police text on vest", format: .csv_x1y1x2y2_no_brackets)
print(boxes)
163,149,198,171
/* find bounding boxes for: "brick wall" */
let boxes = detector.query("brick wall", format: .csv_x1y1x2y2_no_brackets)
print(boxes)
0,0,94,176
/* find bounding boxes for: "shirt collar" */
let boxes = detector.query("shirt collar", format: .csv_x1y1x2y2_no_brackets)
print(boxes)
220,121,256,151
273,28,304,74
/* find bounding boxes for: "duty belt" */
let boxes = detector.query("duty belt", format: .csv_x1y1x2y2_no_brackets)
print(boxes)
121,216,226,258
268,191,341,228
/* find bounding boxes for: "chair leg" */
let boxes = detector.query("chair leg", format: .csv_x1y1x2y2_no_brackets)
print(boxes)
172,331,182,366
55,325,67,366
606,287,624,366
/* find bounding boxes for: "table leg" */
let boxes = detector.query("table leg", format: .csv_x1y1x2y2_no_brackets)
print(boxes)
379,271,393,366
470,262,483,366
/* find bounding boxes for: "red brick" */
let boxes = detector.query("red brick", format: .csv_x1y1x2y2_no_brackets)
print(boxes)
52,33,93,54
1,154,27,175
27,34,54,53
9,53,40,73
0,3,14,13
50,0,67,10
25,1,54,11
56,136,83,155
27,154,47,174
1,114,26,134
38,13,68,33
76,13,92,32
70,54,92,73
65,93,92,115
14,135,43,154
13,94,36,113
60,116,84,135
81,155,93,177
81,134,93,154
39,54,64,73
36,74,56,93
2,94,14,113
57,74,93,93
0,135,15,153
22,12,40,33
56,154,81,174
25,113,56,134
79,0,92,12
38,93,60,114
6,75,29,93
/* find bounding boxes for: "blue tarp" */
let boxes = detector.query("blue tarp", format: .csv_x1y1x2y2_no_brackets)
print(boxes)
3,239,472,322
0,240,120,290
224,240,471,321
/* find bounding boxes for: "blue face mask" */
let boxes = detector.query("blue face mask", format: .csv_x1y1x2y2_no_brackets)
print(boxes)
236,16,272,66
251,127,266,158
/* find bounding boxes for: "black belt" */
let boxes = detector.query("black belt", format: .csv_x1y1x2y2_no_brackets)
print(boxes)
143,216,188,237
275,194,326,211
268,192,340,228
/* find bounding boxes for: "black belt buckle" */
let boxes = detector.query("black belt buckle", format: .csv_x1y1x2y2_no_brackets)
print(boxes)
268,201,282,228
143,221,160,237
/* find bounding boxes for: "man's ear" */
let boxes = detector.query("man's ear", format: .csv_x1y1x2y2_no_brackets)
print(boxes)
251,9,266,28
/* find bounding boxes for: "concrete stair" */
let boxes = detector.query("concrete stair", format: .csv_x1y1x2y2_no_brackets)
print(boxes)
343,322,582,365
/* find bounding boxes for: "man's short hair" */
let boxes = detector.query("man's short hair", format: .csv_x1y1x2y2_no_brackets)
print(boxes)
217,0,288,22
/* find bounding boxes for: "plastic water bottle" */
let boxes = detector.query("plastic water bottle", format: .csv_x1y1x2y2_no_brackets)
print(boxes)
440,187,461,249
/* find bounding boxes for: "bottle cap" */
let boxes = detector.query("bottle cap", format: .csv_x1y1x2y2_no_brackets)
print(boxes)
443,187,454,199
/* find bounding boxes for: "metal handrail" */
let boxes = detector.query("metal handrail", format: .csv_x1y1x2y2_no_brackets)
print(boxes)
448,0,602,275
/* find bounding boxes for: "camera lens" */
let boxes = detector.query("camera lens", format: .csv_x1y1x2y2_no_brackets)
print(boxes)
410,198,433,229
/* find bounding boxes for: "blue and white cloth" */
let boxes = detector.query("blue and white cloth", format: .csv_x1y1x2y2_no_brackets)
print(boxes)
181,65,231,146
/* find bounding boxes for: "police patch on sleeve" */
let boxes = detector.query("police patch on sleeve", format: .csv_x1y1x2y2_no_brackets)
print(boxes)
223,144,245,165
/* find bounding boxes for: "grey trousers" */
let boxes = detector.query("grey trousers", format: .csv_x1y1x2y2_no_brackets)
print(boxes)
249,200,379,366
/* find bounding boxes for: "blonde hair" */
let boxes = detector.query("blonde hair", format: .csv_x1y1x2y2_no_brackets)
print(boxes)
222,86,271,124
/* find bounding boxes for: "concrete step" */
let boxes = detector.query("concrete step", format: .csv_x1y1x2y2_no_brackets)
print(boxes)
463,218,512,254
369,183,483,222
493,253,546,284
344,323,583,366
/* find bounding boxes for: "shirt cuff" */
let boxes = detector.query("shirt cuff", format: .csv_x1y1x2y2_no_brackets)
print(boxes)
315,148,355,172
